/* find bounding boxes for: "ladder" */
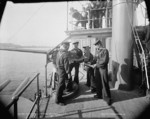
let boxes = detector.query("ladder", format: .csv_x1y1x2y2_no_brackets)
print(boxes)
133,26,150,93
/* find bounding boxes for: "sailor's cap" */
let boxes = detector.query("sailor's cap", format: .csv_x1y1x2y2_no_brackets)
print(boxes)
61,41,70,45
94,39,102,45
72,41,79,44
83,46,90,49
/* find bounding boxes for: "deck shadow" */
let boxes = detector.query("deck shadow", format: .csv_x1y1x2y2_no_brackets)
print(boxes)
66,96,98,104
66,82,97,104
110,89,143,103
66,81,143,105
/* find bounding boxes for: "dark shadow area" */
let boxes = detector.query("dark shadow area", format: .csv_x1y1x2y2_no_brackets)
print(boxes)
111,58,142,91
131,67,142,88
66,80,143,105
0,100,13,119
67,96,98,104
111,60,119,88
120,58,133,90
63,82,79,100
72,82,91,96
66,82,98,104
135,104,150,119
110,89,142,103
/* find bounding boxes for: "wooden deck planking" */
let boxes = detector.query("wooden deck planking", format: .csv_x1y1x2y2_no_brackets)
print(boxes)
39,71,150,119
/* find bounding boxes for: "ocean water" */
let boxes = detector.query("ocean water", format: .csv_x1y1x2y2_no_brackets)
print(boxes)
0,50,53,99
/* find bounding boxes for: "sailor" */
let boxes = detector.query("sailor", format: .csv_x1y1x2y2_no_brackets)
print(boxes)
69,41,83,84
83,45,96,93
55,41,71,106
92,39,111,105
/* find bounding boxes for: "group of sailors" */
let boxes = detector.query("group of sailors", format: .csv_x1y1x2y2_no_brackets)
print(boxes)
69,0,112,29
50,39,111,106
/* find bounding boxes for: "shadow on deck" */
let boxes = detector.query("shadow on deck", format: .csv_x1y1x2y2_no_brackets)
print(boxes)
39,71,150,119
40,85,150,119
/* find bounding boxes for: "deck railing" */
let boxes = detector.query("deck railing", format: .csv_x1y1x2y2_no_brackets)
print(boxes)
68,6,112,31
6,72,41,119
0,79,11,92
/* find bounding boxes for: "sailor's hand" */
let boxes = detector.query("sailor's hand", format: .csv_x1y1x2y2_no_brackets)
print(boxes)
68,73,71,79
70,59,75,63
73,59,78,63
92,64,97,68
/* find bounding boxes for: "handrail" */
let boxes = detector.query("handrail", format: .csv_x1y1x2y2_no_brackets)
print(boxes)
0,79,11,92
70,16,110,22
75,7,112,13
6,72,41,119
11,77,30,100
69,7,112,21
68,7,112,30
12,73,40,100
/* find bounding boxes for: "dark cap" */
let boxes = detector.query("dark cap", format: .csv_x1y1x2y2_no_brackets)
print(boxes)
61,41,70,45
94,40,102,45
72,41,79,44
83,46,90,49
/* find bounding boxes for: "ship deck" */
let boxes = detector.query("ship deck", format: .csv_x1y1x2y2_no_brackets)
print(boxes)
39,71,150,119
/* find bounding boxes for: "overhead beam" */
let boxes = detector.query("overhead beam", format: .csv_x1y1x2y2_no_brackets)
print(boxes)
0,47,47,54
65,28,112,37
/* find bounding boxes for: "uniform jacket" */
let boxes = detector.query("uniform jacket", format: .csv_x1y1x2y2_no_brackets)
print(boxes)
92,48,109,69
83,52,93,63
69,48,83,63
51,50,58,65
56,49,70,74
83,52,94,70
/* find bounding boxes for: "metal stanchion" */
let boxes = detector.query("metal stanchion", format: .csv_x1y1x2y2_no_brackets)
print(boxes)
14,99,18,119
45,63,48,97
36,74,40,118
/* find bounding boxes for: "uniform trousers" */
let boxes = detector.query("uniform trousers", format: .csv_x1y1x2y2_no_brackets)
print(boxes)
69,63,80,84
95,67,111,102
55,68,67,103
86,67,96,90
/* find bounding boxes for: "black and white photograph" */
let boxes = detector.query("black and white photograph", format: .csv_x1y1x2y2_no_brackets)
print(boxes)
0,0,150,119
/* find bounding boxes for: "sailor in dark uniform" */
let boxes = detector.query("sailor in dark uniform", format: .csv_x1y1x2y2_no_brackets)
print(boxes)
83,46,96,93
55,41,70,106
93,39,111,105
69,41,83,84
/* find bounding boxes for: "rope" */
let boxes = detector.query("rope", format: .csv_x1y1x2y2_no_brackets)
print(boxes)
125,0,149,89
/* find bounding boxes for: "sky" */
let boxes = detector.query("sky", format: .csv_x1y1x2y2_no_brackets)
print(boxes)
0,1,149,47
0,1,69,47
0,1,87,47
